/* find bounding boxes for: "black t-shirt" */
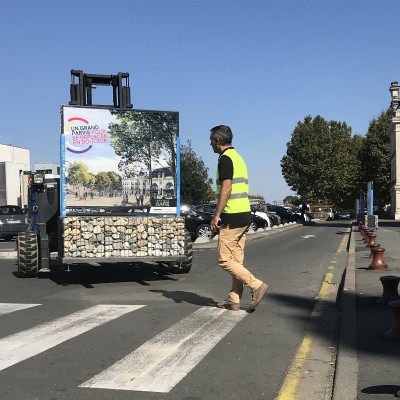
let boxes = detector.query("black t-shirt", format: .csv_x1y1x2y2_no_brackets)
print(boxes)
218,148,252,228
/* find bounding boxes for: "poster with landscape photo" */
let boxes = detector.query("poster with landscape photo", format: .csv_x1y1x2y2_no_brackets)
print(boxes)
60,106,179,215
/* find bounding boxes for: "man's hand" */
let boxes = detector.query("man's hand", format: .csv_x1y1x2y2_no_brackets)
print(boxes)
211,216,221,232
212,179,232,231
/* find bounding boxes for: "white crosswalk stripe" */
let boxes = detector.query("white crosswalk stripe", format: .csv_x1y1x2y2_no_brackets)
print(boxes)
0,304,144,372
0,303,247,393
0,303,41,315
80,306,248,393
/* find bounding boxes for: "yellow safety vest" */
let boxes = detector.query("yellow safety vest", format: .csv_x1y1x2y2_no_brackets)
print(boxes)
216,148,251,214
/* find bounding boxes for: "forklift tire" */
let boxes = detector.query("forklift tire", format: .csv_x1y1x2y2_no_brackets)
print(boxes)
168,230,193,274
17,232,39,278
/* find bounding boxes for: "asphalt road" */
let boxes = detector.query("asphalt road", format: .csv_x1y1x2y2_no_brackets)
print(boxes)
0,221,351,400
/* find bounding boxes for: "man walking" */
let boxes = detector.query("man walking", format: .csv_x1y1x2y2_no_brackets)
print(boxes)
210,125,269,311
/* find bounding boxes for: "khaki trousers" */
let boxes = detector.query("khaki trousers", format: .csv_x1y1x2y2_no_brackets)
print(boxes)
218,225,263,303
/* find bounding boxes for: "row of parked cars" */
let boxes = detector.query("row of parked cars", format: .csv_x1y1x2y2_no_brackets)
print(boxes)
182,202,310,241
0,202,310,243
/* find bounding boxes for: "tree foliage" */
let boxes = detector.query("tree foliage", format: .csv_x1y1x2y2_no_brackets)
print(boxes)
67,161,93,186
107,171,122,190
95,172,112,191
281,115,360,207
359,109,391,207
108,110,178,194
283,195,300,206
180,140,214,205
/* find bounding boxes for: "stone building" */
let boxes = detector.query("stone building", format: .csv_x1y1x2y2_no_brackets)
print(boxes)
122,167,175,197
389,81,400,219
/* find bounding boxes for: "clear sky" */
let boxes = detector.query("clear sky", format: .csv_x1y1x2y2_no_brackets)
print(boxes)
1,1,399,203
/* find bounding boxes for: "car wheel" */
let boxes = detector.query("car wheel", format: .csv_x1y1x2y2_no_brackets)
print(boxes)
196,224,213,239
249,221,258,231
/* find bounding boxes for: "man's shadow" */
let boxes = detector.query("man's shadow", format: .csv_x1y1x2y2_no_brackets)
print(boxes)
150,290,217,306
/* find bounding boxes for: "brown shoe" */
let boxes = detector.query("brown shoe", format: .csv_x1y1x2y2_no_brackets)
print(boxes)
217,299,240,311
249,283,269,310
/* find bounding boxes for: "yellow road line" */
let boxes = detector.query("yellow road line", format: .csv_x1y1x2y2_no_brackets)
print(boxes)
275,336,313,400
275,229,349,399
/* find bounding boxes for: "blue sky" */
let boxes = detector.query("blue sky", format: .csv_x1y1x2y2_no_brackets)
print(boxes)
1,1,399,203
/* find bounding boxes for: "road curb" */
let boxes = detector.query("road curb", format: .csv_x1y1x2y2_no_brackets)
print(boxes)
332,224,358,400
192,222,303,249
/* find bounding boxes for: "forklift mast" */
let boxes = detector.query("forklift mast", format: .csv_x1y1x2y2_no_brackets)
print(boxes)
69,69,133,109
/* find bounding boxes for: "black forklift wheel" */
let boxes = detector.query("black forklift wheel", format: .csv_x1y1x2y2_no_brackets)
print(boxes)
17,232,39,278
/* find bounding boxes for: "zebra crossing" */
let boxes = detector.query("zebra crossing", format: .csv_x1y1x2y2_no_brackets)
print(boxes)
0,302,247,393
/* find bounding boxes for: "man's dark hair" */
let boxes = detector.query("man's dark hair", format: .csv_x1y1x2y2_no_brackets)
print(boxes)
210,125,233,145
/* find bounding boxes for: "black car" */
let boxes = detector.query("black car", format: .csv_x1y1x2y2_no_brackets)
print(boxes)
192,203,267,233
335,209,354,219
0,205,29,241
181,207,214,240
275,206,299,224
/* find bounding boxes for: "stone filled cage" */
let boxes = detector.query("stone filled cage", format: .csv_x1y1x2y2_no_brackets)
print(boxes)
59,215,189,263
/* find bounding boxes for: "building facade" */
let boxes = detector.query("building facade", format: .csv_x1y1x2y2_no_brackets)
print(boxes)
122,167,175,197
388,82,400,219
0,144,30,207
34,162,60,175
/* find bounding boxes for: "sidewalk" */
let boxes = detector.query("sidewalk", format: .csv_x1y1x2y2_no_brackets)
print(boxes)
334,220,400,400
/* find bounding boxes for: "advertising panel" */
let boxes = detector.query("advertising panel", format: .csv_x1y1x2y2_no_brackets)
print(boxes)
61,106,179,216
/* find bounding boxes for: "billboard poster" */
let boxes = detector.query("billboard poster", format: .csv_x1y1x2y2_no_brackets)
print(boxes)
61,106,179,215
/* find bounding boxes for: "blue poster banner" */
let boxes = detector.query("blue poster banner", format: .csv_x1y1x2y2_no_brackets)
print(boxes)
60,133,66,217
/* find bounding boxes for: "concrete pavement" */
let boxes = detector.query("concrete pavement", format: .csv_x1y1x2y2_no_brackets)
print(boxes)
334,220,400,400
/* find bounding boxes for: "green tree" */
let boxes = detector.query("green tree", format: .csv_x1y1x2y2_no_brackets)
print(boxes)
67,161,93,186
283,195,300,206
95,172,112,191
180,140,214,204
281,115,359,207
107,171,122,190
108,110,177,195
359,109,391,207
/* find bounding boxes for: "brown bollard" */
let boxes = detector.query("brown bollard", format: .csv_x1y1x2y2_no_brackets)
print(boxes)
369,243,380,258
377,276,400,304
384,300,400,339
366,233,377,247
364,230,372,243
369,247,388,270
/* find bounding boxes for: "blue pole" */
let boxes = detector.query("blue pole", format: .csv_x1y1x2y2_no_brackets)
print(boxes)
60,133,66,218
176,136,180,217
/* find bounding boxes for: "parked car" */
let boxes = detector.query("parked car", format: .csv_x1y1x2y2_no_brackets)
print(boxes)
0,205,29,241
191,203,268,235
335,209,354,219
250,206,272,228
250,212,268,231
181,206,214,240
258,204,281,226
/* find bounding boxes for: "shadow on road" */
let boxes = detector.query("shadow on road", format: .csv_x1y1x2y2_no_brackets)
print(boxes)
31,262,178,287
149,289,217,306
361,384,400,396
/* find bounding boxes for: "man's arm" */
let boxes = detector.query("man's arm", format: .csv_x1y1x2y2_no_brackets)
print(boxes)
211,179,232,231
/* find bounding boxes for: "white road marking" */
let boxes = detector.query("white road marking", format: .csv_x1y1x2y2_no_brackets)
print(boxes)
80,306,247,393
0,303,41,315
0,304,144,371
301,235,316,239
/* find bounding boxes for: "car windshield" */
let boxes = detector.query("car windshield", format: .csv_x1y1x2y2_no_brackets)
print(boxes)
0,206,23,215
